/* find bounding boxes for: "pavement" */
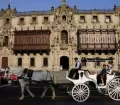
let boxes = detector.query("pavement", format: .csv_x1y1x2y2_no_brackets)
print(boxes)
0,70,120,105
0,84,120,105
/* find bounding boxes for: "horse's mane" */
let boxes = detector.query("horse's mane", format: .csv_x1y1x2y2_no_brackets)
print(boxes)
9,66,24,76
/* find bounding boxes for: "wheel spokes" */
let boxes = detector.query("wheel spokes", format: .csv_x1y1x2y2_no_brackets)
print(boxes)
108,78,120,101
72,84,90,102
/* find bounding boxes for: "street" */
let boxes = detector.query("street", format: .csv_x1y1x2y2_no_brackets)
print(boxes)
0,84,119,105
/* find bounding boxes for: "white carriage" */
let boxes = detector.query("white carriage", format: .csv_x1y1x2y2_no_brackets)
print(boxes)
66,69,120,102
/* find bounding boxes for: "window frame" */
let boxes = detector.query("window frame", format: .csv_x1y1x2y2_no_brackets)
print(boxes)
80,16,86,23
18,58,22,66
30,58,35,67
3,36,9,47
43,16,49,24
61,30,68,44
18,17,25,25
43,57,48,67
92,15,99,23
105,15,112,23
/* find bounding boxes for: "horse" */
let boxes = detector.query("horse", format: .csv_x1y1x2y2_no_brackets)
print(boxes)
7,66,56,100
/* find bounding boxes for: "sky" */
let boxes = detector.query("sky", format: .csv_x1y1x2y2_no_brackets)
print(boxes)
0,0,120,12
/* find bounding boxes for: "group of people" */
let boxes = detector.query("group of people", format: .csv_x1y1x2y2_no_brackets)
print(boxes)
68,57,113,86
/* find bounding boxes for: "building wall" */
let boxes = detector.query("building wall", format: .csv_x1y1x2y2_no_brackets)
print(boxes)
0,4,120,71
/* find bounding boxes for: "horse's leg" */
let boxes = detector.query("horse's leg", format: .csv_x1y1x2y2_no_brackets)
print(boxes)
26,85,35,98
41,84,49,99
49,84,56,100
19,79,26,100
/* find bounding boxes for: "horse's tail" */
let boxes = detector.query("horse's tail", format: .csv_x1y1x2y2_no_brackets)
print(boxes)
46,70,59,88
52,78,58,88
51,73,61,89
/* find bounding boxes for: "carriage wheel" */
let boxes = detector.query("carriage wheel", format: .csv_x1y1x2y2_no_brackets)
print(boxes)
72,83,90,102
108,78,120,101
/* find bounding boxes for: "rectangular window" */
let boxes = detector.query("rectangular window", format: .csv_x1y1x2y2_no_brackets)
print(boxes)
80,16,85,22
44,17,49,24
18,58,22,66
20,18,24,22
43,58,48,67
105,16,111,23
93,16,98,23
19,18,24,25
30,58,35,67
32,17,37,23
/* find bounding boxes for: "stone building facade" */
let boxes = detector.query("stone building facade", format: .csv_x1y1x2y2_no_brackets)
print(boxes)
0,0,120,71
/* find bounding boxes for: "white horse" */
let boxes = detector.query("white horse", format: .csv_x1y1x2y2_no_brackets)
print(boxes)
9,67,56,100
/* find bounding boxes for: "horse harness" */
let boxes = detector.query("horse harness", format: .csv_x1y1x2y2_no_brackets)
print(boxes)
20,68,33,81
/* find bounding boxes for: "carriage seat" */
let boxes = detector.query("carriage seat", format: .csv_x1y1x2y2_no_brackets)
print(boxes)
84,70,97,80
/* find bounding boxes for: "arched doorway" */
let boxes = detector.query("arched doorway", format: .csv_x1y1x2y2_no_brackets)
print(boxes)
2,57,8,68
60,56,69,70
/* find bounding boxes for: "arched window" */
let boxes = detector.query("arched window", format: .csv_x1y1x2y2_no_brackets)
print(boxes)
5,18,10,24
43,57,48,67
3,36,9,46
62,15,66,21
18,58,22,66
81,57,87,66
61,30,68,44
30,58,35,66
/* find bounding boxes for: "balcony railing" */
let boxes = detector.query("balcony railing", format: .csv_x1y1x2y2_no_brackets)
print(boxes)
78,43,117,50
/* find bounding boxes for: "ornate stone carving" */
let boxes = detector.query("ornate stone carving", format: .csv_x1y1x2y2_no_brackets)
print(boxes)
0,47,12,56
0,7,16,29
51,5,76,31
1,29,12,36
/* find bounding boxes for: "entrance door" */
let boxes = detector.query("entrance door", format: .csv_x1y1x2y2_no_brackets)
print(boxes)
2,57,8,68
60,56,69,70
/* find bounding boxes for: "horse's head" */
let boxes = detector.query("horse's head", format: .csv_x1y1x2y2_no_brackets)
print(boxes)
23,68,29,74
8,66,25,77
